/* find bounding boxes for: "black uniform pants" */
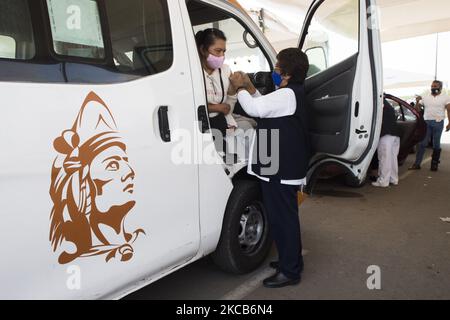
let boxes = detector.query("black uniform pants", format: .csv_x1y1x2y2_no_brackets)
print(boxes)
260,180,304,279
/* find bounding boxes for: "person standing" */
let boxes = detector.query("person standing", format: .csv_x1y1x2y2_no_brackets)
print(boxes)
229,48,310,288
372,99,401,187
409,81,450,171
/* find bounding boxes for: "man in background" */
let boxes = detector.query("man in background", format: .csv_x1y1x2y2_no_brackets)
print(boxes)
409,81,450,171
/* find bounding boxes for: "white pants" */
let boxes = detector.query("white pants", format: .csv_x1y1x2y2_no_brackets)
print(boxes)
377,135,400,187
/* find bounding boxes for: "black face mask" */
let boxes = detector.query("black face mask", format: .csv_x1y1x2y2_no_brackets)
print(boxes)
431,88,441,95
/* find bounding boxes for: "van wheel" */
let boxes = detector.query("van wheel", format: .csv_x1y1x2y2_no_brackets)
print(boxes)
212,180,271,274
344,173,366,188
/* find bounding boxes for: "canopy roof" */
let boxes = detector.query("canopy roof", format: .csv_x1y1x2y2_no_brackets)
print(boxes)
239,0,450,43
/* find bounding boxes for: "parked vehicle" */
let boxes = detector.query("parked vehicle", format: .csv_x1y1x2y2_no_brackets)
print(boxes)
384,93,427,165
0,0,382,299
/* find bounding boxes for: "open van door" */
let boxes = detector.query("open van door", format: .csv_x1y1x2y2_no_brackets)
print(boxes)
299,0,383,186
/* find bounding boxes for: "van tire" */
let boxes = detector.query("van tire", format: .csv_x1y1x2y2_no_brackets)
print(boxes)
212,180,271,274
344,173,366,188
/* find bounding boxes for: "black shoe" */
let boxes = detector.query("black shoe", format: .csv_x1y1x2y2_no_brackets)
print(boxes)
431,149,441,172
263,272,301,288
431,164,439,172
408,164,421,170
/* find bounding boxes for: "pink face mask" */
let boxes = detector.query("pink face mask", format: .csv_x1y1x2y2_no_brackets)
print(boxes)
206,54,225,70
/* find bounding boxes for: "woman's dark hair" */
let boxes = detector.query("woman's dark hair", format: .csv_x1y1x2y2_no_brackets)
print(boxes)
277,48,310,84
195,28,227,52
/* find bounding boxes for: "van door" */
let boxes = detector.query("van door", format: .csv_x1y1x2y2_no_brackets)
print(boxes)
299,0,383,184
0,0,200,299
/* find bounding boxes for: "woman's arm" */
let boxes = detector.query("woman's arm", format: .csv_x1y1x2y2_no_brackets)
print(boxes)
208,103,231,115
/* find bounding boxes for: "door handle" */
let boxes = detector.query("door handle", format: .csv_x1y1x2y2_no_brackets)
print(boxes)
355,129,368,134
158,106,171,142
197,105,210,133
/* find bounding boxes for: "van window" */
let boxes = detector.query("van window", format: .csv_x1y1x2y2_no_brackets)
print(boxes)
47,0,105,59
0,0,35,60
0,0,173,83
46,0,173,74
193,18,270,74
0,36,15,59
106,0,173,75
303,0,359,77
188,0,270,75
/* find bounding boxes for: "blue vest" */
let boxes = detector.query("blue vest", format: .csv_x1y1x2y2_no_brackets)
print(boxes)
251,83,311,182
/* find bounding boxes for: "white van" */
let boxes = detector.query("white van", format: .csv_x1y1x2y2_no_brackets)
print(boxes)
0,0,382,299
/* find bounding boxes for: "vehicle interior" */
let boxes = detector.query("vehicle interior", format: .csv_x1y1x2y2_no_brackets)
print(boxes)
186,0,275,98
304,55,357,155
301,0,360,157
187,0,364,165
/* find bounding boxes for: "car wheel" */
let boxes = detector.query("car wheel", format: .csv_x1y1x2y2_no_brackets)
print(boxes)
344,173,366,188
212,180,272,274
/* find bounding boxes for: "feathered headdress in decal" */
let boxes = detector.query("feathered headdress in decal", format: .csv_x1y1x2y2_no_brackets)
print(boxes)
49,92,144,264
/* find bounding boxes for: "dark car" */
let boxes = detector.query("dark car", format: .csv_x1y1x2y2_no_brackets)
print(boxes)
384,93,427,165
310,93,426,189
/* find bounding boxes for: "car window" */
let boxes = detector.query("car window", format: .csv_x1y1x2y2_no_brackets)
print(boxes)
0,0,174,83
302,0,359,77
107,0,173,75
402,105,417,122
0,0,35,60
47,0,105,59
45,0,173,78
386,99,403,121
0,35,15,59
193,18,270,74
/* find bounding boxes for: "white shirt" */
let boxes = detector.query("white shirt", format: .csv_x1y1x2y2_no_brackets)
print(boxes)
420,94,450,122
203,64,237,127
237,88,307,186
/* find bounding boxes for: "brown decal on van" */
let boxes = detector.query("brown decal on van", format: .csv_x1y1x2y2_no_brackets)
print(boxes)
49,92,145,264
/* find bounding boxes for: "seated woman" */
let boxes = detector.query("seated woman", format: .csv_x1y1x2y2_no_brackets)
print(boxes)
195,28,255,161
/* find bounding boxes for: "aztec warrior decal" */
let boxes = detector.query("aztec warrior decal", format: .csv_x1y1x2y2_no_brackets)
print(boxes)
49,92,145,264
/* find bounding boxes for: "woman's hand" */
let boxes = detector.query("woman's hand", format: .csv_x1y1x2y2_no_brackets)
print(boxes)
228,77,238,96
208,103,231,115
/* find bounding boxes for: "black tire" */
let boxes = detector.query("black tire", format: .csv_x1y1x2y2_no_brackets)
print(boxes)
211,180,272,274
344,172,366,188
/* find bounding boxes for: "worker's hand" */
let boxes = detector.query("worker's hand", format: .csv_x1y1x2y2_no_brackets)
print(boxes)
415,95,422,103
229,72,246,89
243,73,257,95
241,72,253,87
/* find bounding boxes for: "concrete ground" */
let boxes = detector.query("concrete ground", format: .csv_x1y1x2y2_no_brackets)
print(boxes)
126,137,450,300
